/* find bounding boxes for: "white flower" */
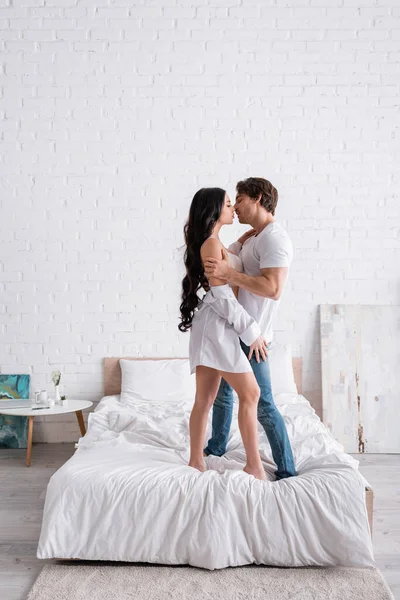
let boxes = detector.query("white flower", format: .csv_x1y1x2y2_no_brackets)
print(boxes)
52,370,61,386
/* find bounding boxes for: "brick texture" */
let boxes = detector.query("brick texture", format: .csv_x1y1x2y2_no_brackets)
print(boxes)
1,1,399,441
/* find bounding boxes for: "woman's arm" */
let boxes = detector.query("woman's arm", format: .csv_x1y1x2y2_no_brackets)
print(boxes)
202,286,261,346
227,241,242,256
201,238,267,361
201,239,259,342
201,238,238,298
200,238,226,287
228,229,256,256
231,285,239,299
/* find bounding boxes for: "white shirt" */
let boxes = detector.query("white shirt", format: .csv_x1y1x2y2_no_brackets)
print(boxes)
189,284,261,374
229,222,293,344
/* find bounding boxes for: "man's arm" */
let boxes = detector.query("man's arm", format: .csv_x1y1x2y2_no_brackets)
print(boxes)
228,267,288,301
203,252,288,301
205,226,291,301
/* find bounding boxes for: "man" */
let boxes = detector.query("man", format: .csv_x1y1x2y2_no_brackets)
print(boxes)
203,177,296,480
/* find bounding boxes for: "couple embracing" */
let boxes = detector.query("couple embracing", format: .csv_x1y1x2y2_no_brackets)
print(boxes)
179,177,296,481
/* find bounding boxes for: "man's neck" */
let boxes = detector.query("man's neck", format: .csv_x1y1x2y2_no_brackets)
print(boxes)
249,212,275,235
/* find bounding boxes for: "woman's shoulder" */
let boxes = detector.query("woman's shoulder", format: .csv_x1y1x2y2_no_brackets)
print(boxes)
200,237,223,257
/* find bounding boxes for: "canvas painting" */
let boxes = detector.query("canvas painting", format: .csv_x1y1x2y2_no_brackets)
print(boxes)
0,374,30,449
320,305,400,453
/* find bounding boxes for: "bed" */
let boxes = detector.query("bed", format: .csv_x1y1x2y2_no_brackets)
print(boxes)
37,351,374,570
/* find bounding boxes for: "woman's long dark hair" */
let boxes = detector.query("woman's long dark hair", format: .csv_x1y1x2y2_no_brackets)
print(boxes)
178,187,226,332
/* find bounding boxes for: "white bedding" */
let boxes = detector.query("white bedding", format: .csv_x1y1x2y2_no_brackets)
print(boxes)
37,392,374,569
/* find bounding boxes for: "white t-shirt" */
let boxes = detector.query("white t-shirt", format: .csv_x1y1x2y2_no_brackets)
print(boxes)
229,222,293,344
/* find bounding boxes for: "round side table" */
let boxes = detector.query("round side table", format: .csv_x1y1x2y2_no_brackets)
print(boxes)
0,399,93,467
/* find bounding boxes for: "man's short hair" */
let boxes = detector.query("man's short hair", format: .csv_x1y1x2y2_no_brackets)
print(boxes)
236,177,278,215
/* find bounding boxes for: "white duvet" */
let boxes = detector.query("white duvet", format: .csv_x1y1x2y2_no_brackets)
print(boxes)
37,393,374,569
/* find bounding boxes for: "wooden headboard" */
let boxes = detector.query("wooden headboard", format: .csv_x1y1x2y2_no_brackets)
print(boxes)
104,357,302,397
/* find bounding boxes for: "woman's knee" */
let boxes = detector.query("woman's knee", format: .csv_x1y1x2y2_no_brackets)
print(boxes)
240,385,260,405
194,393,215,412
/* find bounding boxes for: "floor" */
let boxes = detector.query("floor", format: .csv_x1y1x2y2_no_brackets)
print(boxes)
0,445,399,600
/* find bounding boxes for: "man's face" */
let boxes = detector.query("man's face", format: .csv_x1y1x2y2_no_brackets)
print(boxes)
234,193,256,224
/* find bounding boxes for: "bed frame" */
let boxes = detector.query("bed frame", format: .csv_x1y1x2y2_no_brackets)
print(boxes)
103,356,373,535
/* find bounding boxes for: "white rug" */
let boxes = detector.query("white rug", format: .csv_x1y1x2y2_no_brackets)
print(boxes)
27,563,394,600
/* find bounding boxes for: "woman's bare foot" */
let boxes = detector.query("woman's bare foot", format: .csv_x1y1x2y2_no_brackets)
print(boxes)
244,464,266,481
189,460,207,473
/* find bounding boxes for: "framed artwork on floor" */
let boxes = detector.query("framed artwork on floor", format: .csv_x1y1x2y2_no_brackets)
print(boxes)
0,374,30,449
320,304,400,453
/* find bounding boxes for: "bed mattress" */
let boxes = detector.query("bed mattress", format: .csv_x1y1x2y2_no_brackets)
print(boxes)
37,393,374,569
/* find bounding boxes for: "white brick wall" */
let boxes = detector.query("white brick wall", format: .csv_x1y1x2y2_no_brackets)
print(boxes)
1,1,399,442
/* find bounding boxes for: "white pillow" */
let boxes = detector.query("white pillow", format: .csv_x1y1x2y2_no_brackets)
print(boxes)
120,359,195,405
119,346,297,407
268,343,298,396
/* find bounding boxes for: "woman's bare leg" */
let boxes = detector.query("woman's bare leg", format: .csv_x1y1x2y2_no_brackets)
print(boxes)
221,371,265,480
189,366,222,472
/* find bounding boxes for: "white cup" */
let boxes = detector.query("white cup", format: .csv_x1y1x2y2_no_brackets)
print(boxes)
39,390,48,404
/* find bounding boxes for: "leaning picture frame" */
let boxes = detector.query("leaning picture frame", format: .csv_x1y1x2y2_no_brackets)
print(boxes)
0,374,30,449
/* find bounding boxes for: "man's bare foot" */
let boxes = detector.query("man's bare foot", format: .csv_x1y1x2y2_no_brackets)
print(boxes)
244,464,266,481
189,460,207,473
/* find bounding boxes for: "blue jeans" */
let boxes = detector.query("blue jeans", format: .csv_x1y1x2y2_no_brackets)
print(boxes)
204,341,297,480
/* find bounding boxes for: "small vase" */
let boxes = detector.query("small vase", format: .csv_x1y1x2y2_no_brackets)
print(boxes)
55,385,61,404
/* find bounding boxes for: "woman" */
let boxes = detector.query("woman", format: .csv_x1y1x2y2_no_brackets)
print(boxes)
179,187,268,480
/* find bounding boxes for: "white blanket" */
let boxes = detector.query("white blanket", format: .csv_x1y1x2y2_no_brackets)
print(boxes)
37,393,374,569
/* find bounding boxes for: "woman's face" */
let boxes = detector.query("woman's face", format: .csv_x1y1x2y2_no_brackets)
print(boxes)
218,194,235,225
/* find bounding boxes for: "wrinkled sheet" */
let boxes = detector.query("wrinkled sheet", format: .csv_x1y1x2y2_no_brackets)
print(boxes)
37,393,374,569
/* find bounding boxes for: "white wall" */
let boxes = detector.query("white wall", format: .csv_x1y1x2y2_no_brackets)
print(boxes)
1,0,399,442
